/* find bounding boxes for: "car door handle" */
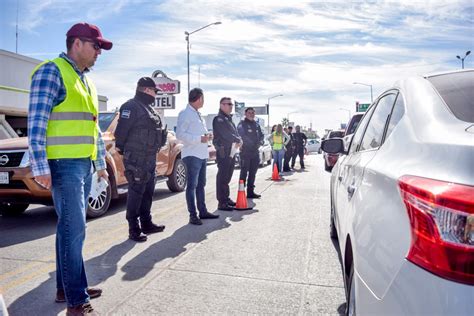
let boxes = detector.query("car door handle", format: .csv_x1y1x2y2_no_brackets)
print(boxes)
347,184,356,197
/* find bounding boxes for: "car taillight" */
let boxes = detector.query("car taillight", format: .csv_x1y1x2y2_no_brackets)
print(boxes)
398,175,474,285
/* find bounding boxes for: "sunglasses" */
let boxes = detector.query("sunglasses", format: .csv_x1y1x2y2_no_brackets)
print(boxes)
80,38,101,51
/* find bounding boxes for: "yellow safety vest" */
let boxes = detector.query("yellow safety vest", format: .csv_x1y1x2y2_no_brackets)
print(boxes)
272,132,283,150
31,57,99,160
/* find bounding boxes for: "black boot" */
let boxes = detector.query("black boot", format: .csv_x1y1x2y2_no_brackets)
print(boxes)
247,192,261,199
128,220,147,242
141,221,165,234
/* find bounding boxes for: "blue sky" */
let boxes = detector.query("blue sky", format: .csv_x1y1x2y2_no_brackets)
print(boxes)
1,0,472,133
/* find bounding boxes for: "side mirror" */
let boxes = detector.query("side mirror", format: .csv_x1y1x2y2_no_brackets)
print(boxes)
321,138,346,154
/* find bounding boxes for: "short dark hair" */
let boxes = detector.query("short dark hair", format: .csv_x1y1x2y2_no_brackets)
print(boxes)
66,37,77,51
189,88,203,103
245,107,255,113
220,97,231,104
288,126,293,130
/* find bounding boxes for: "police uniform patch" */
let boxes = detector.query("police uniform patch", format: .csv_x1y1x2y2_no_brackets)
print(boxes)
121,110,131,119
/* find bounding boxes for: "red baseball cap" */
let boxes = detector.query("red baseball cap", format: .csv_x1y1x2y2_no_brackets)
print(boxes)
66,22,113,50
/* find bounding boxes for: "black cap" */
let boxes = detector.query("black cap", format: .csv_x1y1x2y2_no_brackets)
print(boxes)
137,77,156,88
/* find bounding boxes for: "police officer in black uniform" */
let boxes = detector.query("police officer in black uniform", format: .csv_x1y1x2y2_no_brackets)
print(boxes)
283,126,294,172
237,107,264,198
291,125,308,170
212,97,242,211
114,77,167,242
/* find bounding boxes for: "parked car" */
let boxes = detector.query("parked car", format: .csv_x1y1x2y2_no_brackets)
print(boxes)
306,138,321,153
322,70,474,315
322,130,344,171
259,140,272,166
0,111,187,218
235,141,272,168
208,142,216,163
345,112,364,136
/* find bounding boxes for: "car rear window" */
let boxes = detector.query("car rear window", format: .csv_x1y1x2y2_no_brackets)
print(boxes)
427,71,474,123
346,114,363,135
329,131,344,138
98,113,116,132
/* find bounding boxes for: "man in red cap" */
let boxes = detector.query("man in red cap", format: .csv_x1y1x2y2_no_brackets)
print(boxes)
28,22,112,315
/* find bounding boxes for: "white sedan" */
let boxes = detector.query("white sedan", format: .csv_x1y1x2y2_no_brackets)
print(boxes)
306,138,321,153
322,69,473,315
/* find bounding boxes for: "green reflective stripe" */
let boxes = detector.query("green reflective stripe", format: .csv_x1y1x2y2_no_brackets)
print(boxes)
47,136,95,145
50,112,95,121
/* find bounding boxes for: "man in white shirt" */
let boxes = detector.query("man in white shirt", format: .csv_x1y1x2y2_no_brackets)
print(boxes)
177,88,219,225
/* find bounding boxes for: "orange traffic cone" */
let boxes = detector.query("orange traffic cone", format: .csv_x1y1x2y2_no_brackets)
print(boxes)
235,180,252,211
271,162,281,181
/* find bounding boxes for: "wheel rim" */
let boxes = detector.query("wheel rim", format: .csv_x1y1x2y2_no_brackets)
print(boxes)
176,162,186,187
88,181,108,212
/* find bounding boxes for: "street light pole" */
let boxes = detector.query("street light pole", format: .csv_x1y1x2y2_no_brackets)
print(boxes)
267,94,283,133
353,82,373,103
456,51,471,69
185,21,222,95
287,111,298,121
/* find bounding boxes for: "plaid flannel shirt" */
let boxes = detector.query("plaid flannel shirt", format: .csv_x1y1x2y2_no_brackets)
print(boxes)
27,53,106,176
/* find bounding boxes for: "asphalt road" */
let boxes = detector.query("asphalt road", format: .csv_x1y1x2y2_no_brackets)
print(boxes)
0,154,346,315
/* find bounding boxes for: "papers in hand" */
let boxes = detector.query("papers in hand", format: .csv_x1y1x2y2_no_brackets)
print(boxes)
230,142,240,158
90,173,109,199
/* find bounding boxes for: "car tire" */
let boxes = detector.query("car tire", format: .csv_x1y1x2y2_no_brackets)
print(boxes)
167,158,186,192
0,203,29,216
330,198,338,239
87,177,112,218
346,264,356,316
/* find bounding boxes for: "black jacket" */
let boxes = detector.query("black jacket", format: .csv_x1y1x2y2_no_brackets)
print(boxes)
293,132,307,149
237,118,264,153
212,110,241,157
115,92,166,155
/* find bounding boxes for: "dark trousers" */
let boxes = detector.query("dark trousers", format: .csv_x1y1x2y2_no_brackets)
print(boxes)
283,148,293,171
183,156,208,217
239,151,259,194
216,155,235,205
291,148,305,168
124,154,156,229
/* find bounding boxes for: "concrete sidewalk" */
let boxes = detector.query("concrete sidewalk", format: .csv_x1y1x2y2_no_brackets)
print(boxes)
4,155,345,315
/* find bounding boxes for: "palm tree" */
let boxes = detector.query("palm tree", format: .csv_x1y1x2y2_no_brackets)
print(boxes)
281,117,289,128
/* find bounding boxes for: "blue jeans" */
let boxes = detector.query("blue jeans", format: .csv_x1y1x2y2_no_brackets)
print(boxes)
272,149,285,173
183,156,208,217
49,158,92,307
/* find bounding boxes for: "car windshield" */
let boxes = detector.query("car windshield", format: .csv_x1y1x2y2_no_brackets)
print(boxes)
329,131,344,138
98,113,116,132
427,71,474,123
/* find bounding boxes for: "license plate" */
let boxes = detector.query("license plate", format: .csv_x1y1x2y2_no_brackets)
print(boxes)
0,172,9,184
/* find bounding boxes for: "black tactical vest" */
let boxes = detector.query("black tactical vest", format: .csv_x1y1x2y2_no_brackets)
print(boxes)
124,99,164,154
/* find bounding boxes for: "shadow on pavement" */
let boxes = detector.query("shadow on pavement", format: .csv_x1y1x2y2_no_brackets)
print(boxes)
0,187,181,248
121,209,258,281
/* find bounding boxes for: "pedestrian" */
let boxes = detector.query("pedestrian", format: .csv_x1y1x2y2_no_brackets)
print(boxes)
237,107,264,199
268,124,290,175
176,88,219,225
283,126,295,172
212,97,242,211
114,77,167,242
28,22,112,315
291,125,308,169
